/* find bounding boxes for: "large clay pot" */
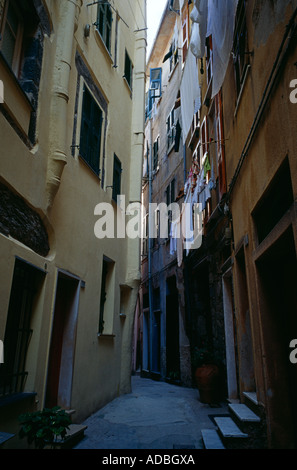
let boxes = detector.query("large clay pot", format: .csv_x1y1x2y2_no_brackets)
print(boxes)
195,364,220,404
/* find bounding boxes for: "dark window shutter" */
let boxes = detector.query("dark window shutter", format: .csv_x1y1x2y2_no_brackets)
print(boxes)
112,154,122,201
80,86,103,176
125,51,132,88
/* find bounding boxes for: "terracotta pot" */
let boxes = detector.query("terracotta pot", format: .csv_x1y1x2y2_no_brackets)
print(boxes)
195,364,220,404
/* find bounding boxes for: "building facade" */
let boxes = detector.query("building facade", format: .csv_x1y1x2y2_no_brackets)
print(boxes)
138,0,297,449
136,3,192,386
0,0,146,447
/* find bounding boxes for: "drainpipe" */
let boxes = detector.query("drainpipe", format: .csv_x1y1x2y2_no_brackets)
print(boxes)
46,0,82,211
148,116,154,374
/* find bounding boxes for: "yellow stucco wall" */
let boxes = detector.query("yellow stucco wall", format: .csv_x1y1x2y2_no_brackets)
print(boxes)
0,0,146,426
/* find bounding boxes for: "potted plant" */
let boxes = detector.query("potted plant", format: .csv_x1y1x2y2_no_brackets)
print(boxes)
19,406,72,449
192,343,220,404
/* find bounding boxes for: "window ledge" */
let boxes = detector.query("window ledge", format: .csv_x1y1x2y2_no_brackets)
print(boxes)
0,392,36,408
78,155,101,181
94,30,114,65
234,64,251,118
123,76,133,97
97,333,116,338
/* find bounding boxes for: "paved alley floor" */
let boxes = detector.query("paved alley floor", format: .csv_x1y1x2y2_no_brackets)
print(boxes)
74,376,229,450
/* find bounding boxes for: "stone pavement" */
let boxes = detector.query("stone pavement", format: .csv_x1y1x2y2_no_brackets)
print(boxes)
74,376,229,450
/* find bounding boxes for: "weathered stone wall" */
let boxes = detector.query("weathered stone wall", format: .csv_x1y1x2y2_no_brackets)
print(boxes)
0,183,49,257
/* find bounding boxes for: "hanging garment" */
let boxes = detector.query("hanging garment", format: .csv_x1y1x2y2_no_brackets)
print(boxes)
170,218,180,255
189,0,208,59
180,50,201,143
203,153,211,177
177,221,184,267
207,0,239,98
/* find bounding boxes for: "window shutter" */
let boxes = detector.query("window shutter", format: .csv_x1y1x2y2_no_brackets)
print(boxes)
125,51,133,88
171,179,175,203
80,86,103,176
112,154,122,201
215,92,227,198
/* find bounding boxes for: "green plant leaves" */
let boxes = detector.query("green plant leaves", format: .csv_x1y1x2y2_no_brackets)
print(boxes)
18,406,72,449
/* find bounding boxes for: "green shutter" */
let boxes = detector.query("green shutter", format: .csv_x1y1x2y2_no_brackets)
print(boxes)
80,86,102,176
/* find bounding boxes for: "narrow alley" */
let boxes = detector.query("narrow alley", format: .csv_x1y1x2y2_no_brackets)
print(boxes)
74,376,229,450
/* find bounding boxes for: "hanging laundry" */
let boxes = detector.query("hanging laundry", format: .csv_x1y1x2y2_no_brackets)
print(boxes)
170,218,179,255
203,153,211,177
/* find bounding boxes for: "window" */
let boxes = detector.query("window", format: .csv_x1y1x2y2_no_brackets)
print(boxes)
153,136,159,172
142,212,149,257
0,259,45,398
167,107,175,151
181,2,189,64
150,67,162,99
206,35,213,87
0,0,23,74
97,2,112,53
146,67,162,118
215,91,227,198
252,158,294,245
98,257,115,336
80,85,103,176
166,179,176,236
233,0,249,96
200,116,209,159
112,154,122,202
124,49,133,90
170,38,179,73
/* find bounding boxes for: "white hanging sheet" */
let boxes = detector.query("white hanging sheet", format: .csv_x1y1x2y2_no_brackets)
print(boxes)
208,0,239,98
180,49,201,143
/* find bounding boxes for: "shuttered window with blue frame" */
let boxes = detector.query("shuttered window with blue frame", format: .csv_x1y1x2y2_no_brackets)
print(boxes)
146,67,162,119
80,85,103,176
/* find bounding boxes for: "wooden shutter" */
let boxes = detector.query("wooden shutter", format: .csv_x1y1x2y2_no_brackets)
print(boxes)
80,86,102,175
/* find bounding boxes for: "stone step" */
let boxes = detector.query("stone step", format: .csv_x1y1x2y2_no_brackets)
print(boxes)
201,429,225,449
228,404,261,424
243,392,258,406
242,391,264,418
214,417,249,439
0,432,15,448
54,424,87,449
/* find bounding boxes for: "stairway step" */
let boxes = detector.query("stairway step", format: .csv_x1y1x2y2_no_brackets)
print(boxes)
0,432,15,447
228,404,261,423
214,417,249,439
55,424,87,448
243,392,258,406
201,429,225,449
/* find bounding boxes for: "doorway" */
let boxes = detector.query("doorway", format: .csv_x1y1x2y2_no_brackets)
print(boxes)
256,226,297,448
222,268,240,399
166,276,180,379
45,271,80,409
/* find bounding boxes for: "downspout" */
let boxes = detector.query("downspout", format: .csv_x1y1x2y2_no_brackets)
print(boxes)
46,0,82,211
148,116,154,374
